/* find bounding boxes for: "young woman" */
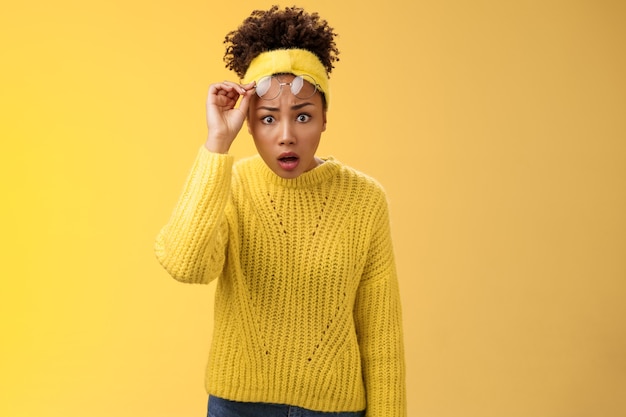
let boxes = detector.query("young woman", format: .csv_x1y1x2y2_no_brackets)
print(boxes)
155,6,406,417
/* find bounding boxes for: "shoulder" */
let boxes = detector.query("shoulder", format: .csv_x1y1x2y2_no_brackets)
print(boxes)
231,155,265,184
330,159,390,212
335,160,387,195
232,155,261,172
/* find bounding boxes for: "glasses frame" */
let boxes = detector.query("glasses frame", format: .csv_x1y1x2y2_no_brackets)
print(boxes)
254,74,320,100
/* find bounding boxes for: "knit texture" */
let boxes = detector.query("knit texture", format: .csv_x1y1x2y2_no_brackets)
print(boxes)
155,147,406,417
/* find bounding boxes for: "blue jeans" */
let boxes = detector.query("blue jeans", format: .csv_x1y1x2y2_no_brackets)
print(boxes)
207,395,365,417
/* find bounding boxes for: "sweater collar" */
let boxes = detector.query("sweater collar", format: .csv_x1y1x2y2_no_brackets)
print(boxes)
250,155,341,189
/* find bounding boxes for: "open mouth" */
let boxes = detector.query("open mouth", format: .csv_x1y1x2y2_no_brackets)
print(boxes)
277,153,300,171
279,155,298,162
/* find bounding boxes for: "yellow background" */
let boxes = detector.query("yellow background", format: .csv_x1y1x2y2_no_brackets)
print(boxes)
1,1,625,416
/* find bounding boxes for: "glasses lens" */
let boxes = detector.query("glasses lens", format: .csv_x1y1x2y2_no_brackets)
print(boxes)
255,76,274,98
293,75,317,99
256,75,318,100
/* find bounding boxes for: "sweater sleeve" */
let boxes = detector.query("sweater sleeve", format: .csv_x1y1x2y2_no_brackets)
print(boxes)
354,193,407,417
155,147,234,284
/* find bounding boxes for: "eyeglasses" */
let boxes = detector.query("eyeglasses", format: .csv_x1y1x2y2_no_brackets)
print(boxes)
254,75,320,100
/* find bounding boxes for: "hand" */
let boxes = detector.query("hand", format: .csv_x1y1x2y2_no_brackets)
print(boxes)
204,81,256,153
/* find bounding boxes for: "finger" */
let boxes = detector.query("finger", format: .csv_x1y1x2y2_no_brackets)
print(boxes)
219,80,250,95
208,84,241,107
209,81,242,96
236,87,255,115
240,81,256,92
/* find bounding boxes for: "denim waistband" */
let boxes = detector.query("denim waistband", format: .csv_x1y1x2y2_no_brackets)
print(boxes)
207,395,365,417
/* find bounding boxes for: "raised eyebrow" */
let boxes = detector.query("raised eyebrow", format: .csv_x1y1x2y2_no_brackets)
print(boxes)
257,106,279,112
255,102,315,112
291,102,315,110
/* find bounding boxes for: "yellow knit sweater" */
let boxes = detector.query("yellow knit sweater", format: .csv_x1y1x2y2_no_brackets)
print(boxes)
155,148,406,417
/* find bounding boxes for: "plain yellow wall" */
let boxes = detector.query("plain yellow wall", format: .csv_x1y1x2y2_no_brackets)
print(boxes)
1,1,625,416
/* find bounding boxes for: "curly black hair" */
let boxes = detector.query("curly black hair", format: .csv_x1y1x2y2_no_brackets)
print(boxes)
223,5,340,79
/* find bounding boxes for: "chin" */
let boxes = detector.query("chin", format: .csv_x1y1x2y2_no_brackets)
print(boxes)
275,169,303,179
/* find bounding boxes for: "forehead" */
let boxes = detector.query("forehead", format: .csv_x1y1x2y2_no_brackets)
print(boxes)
250,92,324,109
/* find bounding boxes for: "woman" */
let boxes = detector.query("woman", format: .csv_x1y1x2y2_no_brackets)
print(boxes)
155,6,406,417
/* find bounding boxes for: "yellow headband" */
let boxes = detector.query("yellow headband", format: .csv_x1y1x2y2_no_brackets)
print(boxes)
242,48,330,105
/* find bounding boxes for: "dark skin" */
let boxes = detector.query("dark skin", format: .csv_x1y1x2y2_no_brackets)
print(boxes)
204,75,327,180
204,81,256,154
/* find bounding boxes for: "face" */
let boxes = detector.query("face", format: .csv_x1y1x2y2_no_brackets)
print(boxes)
247,74,327,179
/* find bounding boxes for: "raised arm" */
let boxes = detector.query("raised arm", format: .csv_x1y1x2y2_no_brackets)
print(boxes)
155,81,255,283
204,80,256,154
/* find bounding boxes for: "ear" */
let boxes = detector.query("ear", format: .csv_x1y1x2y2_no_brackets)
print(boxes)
321,110,327,132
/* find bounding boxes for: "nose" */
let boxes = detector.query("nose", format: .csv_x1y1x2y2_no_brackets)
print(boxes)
279,121,296,145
